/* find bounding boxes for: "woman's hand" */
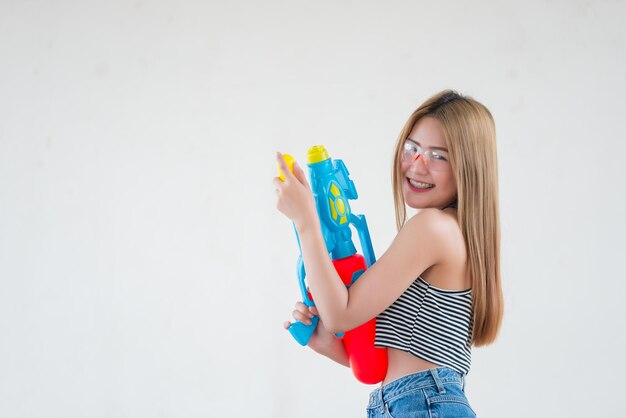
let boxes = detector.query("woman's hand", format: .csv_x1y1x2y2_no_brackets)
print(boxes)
273,152,318,232
283,302,338,353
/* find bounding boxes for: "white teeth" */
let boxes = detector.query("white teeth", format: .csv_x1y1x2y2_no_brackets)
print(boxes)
409,179,434,189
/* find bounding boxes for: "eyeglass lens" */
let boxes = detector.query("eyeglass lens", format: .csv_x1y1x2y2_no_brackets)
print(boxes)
402,141,448,171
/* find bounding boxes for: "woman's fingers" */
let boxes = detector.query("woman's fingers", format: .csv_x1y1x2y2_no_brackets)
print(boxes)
276,152,310,188
292,161,310,189
292,309,312,325
283,302,317,330
295,301,315,318
290,301,316,325
276,152,295,183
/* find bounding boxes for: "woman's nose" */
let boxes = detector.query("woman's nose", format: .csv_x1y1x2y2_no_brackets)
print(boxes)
410,153,429,172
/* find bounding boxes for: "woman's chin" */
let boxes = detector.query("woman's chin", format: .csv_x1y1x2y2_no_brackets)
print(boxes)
403,189,430,209
403,195,429,209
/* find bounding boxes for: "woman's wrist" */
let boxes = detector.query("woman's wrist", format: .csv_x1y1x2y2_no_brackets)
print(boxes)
309,335,349,367
295,213,321,236
308,334,334,354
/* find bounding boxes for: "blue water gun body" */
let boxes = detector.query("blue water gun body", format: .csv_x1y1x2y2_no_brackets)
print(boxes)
287,145,376,345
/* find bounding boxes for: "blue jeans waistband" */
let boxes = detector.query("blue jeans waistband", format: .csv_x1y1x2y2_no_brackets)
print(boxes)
368,367,464,408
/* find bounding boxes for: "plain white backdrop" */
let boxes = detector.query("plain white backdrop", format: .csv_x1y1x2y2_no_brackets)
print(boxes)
1,1,625,417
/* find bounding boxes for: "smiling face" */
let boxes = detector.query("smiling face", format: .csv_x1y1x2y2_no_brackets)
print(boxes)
401,116,457,210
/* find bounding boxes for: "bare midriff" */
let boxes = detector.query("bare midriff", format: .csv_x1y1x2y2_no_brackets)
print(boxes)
382,348,441,386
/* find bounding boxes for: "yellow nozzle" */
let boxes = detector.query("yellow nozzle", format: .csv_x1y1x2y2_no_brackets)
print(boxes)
277,153,295,182
307,145,329,164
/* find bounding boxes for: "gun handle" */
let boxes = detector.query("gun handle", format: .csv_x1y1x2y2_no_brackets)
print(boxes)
288,315,319,346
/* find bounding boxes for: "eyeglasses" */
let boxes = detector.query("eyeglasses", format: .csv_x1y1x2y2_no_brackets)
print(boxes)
401,140,450,172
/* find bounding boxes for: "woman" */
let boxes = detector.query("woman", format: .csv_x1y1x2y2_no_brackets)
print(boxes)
274,90,503,417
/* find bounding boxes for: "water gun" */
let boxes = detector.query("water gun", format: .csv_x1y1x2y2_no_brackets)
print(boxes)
278,145,388,384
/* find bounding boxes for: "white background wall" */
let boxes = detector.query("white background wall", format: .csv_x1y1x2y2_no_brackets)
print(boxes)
1,1,625,417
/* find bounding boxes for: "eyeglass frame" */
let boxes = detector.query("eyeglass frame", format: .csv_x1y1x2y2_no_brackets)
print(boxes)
401,139,451,172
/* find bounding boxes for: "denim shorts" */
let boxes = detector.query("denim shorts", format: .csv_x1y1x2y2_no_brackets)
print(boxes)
366,367,476,418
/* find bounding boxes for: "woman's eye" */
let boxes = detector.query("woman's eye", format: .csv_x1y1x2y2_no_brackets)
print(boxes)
432,153,448,161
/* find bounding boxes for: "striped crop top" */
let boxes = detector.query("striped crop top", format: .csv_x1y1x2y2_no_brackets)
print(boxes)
374,276,474,375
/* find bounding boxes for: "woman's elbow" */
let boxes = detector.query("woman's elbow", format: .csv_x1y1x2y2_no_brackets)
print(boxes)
323,317,348,334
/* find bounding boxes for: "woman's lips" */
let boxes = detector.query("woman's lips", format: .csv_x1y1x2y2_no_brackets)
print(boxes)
407,178,434,193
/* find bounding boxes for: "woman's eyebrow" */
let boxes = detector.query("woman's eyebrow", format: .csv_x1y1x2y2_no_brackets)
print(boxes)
407,138,449,152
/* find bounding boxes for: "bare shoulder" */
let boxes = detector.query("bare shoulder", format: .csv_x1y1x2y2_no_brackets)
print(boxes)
406,208,467,290
405,208,462,243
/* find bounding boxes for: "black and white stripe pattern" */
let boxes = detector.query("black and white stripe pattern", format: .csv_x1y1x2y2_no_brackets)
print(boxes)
375,276,473,376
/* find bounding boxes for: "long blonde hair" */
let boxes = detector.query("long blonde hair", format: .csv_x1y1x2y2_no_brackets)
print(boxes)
392,90,503,346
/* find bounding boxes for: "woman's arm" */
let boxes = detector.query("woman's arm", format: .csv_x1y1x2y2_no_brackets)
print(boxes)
274,154,452,334
284,304,350,367
310,334,350,367
297,209,450,333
